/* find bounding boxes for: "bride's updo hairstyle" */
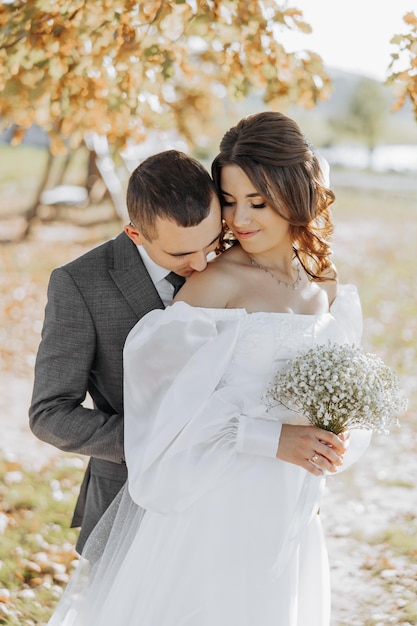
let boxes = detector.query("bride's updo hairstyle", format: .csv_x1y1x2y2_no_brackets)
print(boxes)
211,111,335,281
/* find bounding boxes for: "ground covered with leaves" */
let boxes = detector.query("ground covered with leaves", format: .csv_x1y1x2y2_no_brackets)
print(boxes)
0,455,84,625
322,171,417,625
0,168,416,625
0,229,97,625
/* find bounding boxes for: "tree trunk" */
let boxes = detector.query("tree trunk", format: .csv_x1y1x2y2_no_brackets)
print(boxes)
19,149,55,240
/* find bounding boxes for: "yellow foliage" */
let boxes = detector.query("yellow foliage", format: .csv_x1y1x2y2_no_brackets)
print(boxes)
0,0,332,152
387,11,417,120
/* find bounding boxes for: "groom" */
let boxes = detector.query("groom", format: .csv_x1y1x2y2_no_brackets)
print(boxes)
29,150,222,552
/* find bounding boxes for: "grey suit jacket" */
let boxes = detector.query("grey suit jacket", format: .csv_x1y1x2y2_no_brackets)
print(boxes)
29,232,164,551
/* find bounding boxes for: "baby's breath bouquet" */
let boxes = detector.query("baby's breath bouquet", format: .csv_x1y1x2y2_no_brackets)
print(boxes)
267,342,407,435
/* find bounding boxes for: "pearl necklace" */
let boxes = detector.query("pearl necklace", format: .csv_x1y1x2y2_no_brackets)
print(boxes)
249,256,302,290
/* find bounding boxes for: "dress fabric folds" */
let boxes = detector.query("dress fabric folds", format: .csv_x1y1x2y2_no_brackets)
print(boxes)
48,285,369,626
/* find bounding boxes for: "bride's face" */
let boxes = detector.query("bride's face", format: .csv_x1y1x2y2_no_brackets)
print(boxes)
219,165,292,256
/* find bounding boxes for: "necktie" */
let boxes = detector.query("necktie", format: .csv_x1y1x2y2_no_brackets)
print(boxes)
165,271,186,297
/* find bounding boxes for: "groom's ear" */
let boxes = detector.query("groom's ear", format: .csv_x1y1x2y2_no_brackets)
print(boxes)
124,223,147,245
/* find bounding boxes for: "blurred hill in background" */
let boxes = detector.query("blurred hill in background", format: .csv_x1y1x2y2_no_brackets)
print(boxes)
290,68,417,146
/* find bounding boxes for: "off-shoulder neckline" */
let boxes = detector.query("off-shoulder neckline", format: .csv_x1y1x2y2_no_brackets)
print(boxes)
172,284,356,319
171,302,333,319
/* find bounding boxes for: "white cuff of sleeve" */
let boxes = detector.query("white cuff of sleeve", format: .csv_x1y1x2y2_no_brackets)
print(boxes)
236,416,282,458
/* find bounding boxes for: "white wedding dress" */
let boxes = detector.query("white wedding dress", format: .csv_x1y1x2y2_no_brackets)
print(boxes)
49,284,370,626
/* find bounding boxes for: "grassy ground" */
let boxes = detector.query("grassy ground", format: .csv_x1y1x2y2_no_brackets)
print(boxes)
0,156,416,624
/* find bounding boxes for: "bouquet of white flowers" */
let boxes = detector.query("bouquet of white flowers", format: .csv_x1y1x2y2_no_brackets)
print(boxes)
266,342,407,435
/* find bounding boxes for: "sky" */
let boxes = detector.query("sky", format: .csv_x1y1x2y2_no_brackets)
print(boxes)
280,0,415,80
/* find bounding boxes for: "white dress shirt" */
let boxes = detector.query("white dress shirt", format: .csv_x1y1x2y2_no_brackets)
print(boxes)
137,245,175,306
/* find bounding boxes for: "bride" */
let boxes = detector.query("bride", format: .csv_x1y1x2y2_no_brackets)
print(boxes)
48,112,369,625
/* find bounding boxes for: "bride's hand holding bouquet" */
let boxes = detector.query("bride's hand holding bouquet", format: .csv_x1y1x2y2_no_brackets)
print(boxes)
270,342,407,474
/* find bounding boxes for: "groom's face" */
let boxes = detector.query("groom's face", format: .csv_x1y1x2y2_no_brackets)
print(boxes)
126,194,222,277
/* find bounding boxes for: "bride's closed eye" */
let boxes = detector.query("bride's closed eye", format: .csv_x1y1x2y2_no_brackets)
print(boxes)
221,199,267,210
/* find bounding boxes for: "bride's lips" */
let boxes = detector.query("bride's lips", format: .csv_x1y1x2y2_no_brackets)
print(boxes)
235,229,259,239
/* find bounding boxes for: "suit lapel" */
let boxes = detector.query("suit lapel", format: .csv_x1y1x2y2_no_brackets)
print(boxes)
109,232,164,318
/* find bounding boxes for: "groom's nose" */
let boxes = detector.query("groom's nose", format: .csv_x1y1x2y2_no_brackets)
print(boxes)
188,250,208,272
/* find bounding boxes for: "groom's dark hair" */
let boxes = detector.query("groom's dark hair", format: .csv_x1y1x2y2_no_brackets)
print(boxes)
127,150,216,240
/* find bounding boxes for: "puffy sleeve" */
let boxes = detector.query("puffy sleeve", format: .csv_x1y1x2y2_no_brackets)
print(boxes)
331,283,372,470
123,303,276,514
331,283,363,347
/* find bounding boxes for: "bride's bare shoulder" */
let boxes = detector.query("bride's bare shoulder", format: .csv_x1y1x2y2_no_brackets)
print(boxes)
212,244,247,268
174,246,245,308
